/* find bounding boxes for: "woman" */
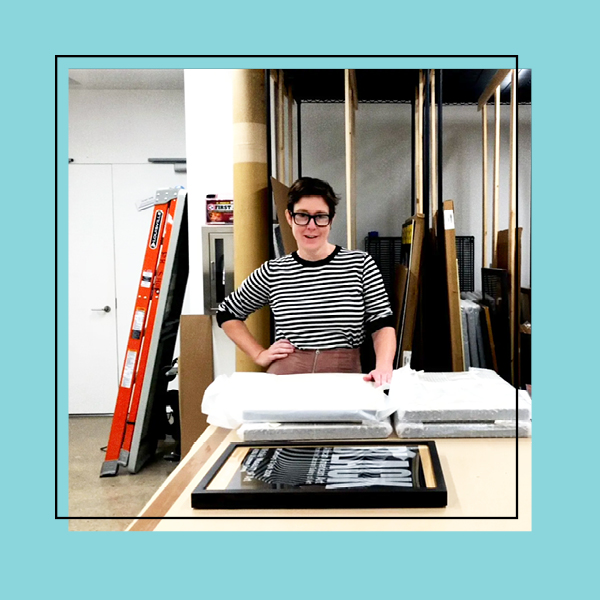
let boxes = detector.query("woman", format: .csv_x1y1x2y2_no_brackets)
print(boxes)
216,177,396,387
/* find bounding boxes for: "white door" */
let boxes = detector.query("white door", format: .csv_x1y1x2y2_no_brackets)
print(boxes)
69,163,187,414
68,164,119,414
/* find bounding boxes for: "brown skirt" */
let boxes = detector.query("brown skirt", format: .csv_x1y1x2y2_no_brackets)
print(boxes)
266,348,361,375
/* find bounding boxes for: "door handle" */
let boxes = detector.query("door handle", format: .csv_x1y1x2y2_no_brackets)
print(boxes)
91,306,111,313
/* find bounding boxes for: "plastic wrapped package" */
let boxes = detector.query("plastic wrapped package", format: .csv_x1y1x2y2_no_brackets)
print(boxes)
201,372,399,429
389,366,531,422
237,418,393,442
391,369,532,438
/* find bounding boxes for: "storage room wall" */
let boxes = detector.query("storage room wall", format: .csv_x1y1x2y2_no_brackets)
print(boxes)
444,105,531,290
69,89,186,163
300,102,532,291
69,87,188,373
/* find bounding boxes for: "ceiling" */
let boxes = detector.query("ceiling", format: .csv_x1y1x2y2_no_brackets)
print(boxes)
68,68,530,104
284,69,531,104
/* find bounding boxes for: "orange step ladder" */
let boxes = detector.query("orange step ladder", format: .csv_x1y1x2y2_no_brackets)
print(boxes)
100,189,182,477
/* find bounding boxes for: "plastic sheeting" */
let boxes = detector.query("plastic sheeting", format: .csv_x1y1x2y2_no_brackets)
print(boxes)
201,372,398,429
390,366,531,422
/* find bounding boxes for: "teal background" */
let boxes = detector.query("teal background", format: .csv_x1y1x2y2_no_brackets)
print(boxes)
3,0,598,597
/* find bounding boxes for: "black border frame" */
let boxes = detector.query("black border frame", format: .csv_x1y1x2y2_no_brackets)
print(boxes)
191,441,447,510
56,54,522,522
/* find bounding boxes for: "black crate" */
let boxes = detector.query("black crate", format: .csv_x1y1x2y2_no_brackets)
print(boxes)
481,267,510,382
364,236,403,299
456,235,474,293
365,235,474,294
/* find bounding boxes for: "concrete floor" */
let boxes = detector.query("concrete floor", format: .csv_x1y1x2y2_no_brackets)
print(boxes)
68,416,178,531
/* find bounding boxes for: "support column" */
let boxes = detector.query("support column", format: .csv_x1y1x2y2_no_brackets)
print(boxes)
508,69,517,385
287,82,294,185
422,70,430,221
233,69,271,372
417,70,424,214
345,69,357,249
276,70,285,181
482,103,488,269
492,87,501,266
430,69,438,221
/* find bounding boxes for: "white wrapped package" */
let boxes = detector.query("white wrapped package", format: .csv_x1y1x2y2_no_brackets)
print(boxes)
237,418,393,442
389,366,531,422
201,372,398,429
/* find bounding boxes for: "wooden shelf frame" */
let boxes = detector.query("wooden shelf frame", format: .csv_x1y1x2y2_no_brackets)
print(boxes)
479,68,520,385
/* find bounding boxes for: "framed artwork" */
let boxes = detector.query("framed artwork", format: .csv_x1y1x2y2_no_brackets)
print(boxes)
192,441,447,509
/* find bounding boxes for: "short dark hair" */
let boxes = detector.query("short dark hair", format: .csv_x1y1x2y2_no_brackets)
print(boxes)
287,177,340,219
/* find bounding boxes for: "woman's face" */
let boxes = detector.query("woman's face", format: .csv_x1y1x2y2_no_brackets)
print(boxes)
285,195,332,258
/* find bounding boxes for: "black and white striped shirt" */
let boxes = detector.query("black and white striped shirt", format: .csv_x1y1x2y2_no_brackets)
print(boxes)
217,246,393,350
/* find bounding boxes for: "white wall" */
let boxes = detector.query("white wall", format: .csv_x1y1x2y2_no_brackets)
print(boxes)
69,89,186,163
301,102,532,290
300,103,412,247
183,69,236,377
444,105,531,289
183,69,233,314
69,87,188,399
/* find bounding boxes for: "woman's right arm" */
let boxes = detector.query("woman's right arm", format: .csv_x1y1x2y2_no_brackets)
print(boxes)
218,262,294,367
222,320,295,367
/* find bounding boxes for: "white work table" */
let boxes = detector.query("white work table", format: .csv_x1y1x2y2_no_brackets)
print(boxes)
127,425,531,532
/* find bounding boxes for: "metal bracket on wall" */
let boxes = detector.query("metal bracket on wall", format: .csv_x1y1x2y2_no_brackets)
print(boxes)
147,158,187,174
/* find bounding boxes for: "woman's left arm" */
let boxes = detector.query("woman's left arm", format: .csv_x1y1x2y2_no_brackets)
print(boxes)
364,326,396,387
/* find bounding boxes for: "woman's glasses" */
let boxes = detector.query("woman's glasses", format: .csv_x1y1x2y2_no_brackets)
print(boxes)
290,212,331,227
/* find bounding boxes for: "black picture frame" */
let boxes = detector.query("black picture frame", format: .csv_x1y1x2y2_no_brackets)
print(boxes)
191,440,447,510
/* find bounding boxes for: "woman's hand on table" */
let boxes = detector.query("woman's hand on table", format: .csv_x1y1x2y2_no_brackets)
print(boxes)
254,340,295,367
368,327,396,387
363,367,393,388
